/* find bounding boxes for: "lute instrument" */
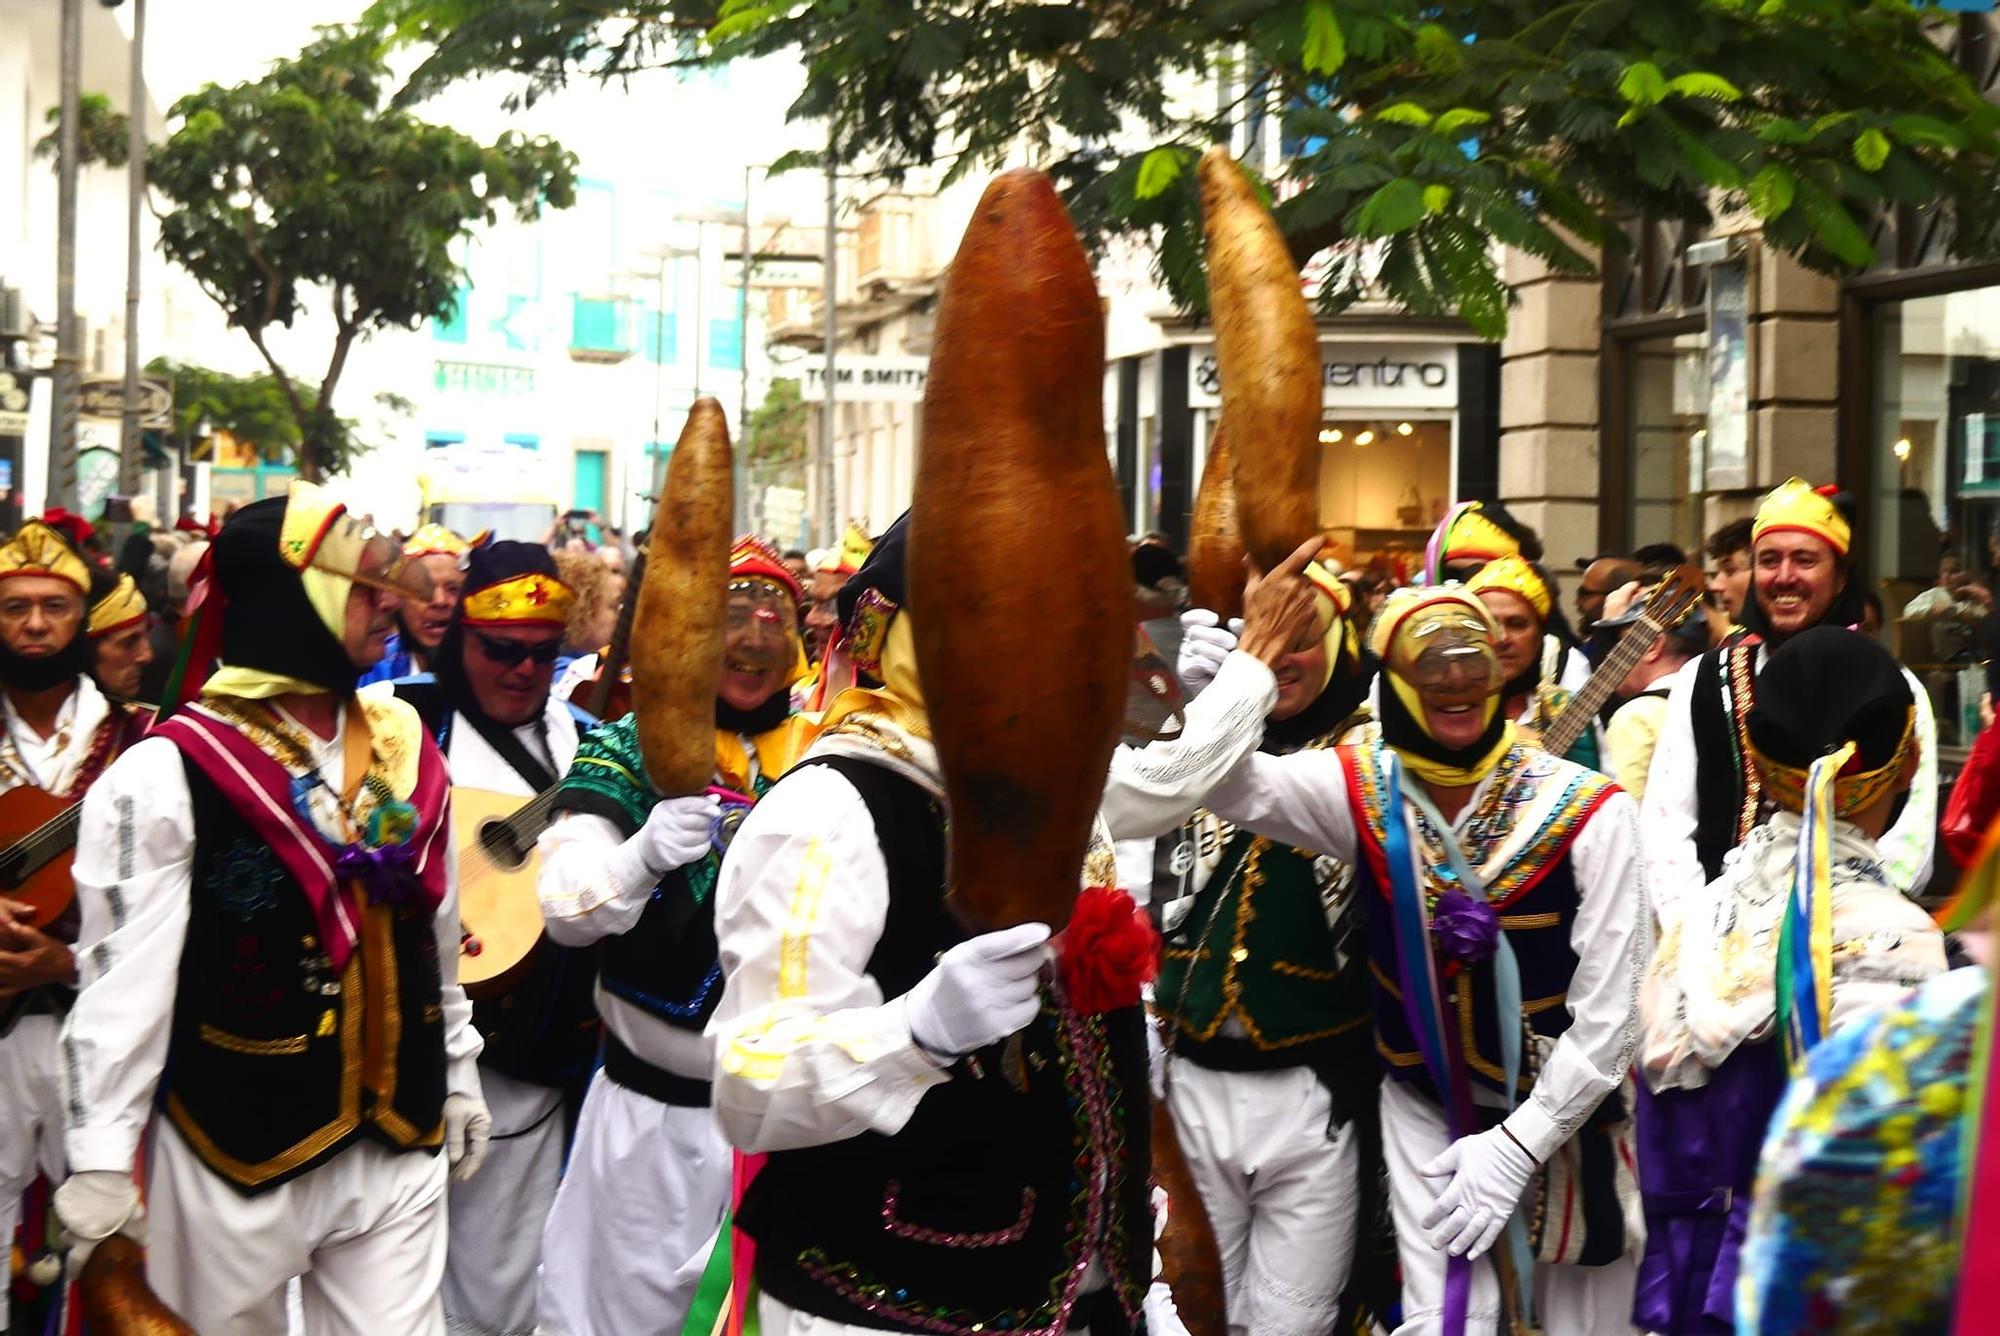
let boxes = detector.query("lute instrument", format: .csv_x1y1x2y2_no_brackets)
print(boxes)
453,784,565,1000
1538,563,1707,760
0,785,84,928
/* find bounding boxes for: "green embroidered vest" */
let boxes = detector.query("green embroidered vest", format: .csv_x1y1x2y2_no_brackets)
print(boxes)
1157,828,1370,1067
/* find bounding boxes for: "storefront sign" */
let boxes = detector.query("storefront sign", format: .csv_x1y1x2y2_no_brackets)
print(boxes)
78,375,172,426
798,354,929,404
1703,260,1750,491
1187,342,1458,410
0,371,27,437
435,361,537,397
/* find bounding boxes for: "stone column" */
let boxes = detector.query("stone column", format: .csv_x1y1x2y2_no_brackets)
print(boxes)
1497,246,1603,574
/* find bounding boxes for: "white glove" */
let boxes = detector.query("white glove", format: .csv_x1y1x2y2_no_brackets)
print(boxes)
54,1170,143,1272
903,922,1052,1059
444,1091,493,1183
609,794,720,891
1176,610,1240,698
1418,1124,1538,1259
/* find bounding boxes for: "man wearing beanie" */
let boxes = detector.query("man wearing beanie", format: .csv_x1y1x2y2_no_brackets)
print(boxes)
1641,479,1938,918
379,539,598,1336
56,484,490,1335
0,520,150,1328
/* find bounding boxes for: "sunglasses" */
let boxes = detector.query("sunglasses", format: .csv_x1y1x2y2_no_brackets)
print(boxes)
468,629,562,667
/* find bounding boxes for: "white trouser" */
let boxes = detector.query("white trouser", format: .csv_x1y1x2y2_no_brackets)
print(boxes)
145,1118,450,1336
537,1070,733,1336
442,1067,566,1335
1164,1060,1359,1336
1379,1081,1636,1336
0,1014,66,1325
761,1290,1107,1336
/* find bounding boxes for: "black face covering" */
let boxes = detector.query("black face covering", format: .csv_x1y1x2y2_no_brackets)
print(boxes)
0,630,92,693
1265,642,1376,753
717,690,790,736
210,497,359,695
1376,668,1509,777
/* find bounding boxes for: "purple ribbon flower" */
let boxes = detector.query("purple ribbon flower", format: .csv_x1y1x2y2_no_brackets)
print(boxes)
333,840,422,908
1430,889,1500,964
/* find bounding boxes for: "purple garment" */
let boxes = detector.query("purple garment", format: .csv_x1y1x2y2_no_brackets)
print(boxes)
1631,1042,1790,1333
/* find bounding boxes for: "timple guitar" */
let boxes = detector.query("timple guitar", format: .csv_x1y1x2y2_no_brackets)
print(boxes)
453,785,564,1000
0,785,84,928
1538,564,1708,760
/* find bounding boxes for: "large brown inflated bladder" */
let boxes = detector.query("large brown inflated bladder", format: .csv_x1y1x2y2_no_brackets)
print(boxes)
909,168,1127,934
633,397,732,796
76,1236,197,1334
1197,146,1321,574
1186,419,1246,622
1152,1101,1228,1336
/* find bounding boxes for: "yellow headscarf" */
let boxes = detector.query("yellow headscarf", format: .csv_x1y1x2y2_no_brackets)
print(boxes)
88,572,148,637
1464,553,1552,621
1369,586,1514,786
204,481,366,700
1753,478,1850,557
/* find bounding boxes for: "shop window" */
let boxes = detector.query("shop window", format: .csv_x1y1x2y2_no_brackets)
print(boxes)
1315,418,1451,580
1623,331,1709,556
1869,286,2000,742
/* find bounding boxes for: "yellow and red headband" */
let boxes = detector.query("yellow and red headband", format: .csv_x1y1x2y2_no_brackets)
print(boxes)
1465,553,1552,621
463,572,574,628
1753,707,1916,817
816,521,874,576
0,519,91,596
732,534,804,607
1754,477,1850,558
402,523,471,561
88,572,147,637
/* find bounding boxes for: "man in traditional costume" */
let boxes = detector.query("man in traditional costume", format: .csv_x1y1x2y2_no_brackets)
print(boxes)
802,520,874,667
1633,627,1945,1333
1463,556,1596,768
359,523,471,686
1127,567,1396,1336
86,571,155,702
1193,584,1648,1335
0,522,149,1327
534,535,811,1336
378,540,597,1336
709,514,1154,1336
54,485,490,1335
1424,500,1542,583
1642,479,1938,916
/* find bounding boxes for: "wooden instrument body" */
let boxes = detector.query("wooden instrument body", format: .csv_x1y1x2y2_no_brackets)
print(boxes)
0,784,81,928
452,786,552,1000
1539,563,1707,758
910,169,1129,934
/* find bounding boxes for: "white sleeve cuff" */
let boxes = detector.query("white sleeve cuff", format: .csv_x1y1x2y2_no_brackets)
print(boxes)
1502,1097,1565,1165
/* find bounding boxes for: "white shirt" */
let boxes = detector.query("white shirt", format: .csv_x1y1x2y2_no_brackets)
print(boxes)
61,701,484,1176
1100,650,1282,842
1639,648,1938,919
1197,676,1650,1163
706,760,951,1153
0,677,115,795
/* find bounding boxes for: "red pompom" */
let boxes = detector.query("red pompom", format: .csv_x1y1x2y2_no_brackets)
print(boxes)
1057,886,1160,1015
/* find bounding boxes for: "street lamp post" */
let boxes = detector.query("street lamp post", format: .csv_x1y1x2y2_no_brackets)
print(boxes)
49,0,82,513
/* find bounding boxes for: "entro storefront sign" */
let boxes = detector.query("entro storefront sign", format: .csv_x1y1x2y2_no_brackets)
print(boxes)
1186,341,1458,410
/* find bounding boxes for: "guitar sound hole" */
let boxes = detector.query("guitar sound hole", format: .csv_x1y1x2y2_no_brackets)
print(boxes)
477,820,531,872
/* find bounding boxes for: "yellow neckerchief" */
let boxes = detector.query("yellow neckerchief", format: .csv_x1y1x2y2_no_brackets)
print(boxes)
1384,671,1516,787
714,714,813,794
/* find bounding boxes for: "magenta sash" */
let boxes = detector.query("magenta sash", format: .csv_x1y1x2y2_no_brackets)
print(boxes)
153,703,450,972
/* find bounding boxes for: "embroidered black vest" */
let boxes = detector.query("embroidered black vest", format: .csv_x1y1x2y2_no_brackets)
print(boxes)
1339,745,1605,1101
1689,640,1763,883
594,859,725,1031
739,756,1151,1336
162,759,447,1193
